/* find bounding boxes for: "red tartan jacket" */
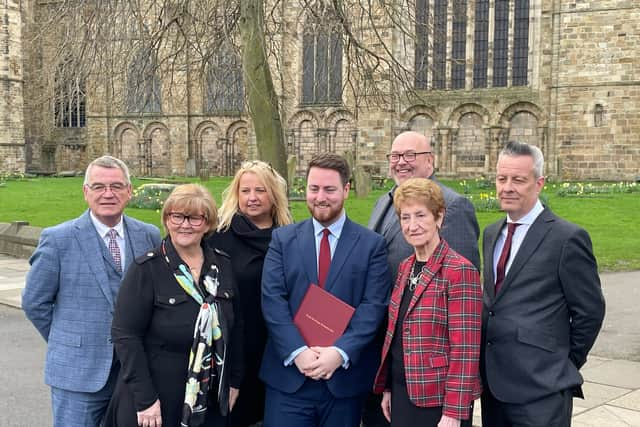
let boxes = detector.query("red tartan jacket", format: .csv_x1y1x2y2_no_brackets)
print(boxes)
373,239,483,420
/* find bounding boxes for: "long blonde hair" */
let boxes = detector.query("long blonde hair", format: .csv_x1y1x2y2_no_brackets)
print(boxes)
217,160,292,231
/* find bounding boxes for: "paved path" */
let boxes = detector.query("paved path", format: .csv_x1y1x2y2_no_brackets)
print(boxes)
1,254,639,426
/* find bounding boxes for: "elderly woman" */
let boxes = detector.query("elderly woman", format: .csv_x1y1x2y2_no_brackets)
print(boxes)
207,160,291,427
373,178,482,427
105,184,243,427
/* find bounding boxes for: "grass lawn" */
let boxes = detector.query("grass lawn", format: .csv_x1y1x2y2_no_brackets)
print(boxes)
1,176,638,272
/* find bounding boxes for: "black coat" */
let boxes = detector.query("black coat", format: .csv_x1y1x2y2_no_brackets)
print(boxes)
104,239,243,427
207,214,273,427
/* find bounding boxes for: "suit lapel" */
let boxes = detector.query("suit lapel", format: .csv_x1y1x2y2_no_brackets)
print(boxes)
324,218,360,292
496,209,554,298
387,256,413,331
368,191,393,232
75,211,115,309
297,220,319,286
485,219,505,300
123,216,148,269
406,241,445,315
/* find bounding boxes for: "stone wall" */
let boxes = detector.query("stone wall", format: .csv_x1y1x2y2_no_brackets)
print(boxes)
0,222,40,259
554,3,640,180
0,0,26,173
5,0,640,180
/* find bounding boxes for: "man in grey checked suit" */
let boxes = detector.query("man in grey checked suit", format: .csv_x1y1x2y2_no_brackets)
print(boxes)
363,130,480,427
22,156,161,427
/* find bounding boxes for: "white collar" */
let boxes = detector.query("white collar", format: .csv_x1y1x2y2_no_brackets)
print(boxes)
507,200,544,226
90,211,125,238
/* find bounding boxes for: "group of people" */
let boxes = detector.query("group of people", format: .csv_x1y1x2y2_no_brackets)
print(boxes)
22,131,605,427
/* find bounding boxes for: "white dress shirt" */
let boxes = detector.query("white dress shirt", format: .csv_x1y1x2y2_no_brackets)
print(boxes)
90,211,126,268
492,200,544,281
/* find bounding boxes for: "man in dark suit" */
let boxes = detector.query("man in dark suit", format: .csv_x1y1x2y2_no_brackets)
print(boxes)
364,130,480,427
260,153,391,427
22,156,161,427
481,141,605,427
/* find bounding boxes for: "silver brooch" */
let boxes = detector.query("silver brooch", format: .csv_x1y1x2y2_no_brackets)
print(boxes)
408,263,421,291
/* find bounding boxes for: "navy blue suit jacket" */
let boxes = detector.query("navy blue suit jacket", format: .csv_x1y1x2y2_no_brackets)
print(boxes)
260,217,391,398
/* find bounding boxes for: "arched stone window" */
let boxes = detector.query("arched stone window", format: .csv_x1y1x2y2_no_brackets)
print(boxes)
127,47,162,113
473,0,490,88
493,0,509,87
408,115,436,139
432,0,448,89
451,0,468,89
594,104,605,127
302,10,343,105
415,0,429,89
54,58,86,128
512,0,530,86
508,111,539,147
206,42,244,113
455,113,485,172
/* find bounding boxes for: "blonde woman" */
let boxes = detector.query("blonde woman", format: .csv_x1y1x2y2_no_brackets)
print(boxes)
208,160,292,427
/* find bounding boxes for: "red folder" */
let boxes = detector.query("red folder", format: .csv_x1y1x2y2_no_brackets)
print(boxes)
293,284,355,347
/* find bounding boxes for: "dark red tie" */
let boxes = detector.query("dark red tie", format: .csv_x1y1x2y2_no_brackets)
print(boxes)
318,228,331,288
495,223,520,293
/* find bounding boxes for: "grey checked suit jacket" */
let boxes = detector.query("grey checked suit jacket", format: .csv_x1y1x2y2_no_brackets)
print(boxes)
368,178,480,279
481,207,605,404
23,210,161,393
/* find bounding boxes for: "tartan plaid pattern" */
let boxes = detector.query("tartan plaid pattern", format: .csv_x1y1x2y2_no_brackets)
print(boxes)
374,239,483,420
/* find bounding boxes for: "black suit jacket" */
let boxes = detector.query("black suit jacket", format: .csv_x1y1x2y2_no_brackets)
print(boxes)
106,242,243,425
481,207,605,404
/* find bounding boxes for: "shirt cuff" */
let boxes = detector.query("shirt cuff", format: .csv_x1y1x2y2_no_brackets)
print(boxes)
284,346,308,366
333,346,350,369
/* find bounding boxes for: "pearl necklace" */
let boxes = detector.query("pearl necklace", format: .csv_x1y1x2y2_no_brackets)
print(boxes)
408,262,422,291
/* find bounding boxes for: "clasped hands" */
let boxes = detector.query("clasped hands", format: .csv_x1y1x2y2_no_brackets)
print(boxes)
294,346,343,381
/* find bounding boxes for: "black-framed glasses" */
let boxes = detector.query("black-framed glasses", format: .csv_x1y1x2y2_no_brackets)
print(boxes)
86,182,129,193
386,151,432,163
168,213,207,227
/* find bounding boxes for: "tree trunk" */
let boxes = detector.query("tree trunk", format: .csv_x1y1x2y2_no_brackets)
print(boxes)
239,0,288,182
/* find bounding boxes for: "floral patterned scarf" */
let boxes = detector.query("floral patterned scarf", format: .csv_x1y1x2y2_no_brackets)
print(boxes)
161,239,227,427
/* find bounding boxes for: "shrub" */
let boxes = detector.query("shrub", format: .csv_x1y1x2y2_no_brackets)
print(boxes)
467,192,500,212
556,182,639,197
130,183,177,209
288,177,307,199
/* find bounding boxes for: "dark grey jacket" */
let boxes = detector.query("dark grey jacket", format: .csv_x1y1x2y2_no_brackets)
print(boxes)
368,178,481,279
481,207,605,404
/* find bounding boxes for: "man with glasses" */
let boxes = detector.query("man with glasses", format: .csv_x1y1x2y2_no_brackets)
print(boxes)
363,131,480,427
23,156,161,427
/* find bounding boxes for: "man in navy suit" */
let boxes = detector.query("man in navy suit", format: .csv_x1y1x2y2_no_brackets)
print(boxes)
260,153,392,427
481,141,605,426
22,156,161,427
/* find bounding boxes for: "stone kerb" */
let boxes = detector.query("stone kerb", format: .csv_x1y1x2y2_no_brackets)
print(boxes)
0,221,41,259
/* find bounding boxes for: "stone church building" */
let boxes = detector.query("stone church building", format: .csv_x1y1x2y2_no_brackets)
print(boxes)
1,1,639,180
